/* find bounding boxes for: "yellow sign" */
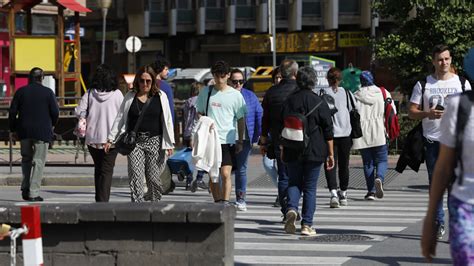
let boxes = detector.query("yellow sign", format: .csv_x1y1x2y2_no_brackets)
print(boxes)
338,31,369,47
241,31,337,53
14,37,56,72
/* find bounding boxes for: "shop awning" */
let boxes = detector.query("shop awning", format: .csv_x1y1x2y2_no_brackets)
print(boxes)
57,0,91,13
4,0,91,13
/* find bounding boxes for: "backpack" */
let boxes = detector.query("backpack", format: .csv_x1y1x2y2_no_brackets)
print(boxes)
280,100,323,151
318,89,338,116
379,87,400,141
450,90,474,189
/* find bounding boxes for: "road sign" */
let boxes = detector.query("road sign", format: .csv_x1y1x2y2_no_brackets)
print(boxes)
464,47,474,80
125,36,142,53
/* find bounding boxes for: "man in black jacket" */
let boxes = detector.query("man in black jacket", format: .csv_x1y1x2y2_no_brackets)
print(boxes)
9,67,59,201
260,59,299,218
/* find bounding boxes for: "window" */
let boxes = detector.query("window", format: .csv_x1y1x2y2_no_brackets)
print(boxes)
339,0,360,14
302,0,321,17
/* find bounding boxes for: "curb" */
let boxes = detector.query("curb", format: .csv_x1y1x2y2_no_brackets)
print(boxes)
0,176,130,187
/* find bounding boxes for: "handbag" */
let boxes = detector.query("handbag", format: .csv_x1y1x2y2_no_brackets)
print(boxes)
345,89,363,139
74,89,91,138
115,97,152,155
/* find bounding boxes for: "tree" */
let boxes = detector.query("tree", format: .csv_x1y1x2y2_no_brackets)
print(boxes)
373,0,473,94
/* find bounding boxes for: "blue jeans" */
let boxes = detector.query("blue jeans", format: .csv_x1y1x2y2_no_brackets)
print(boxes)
287,160,322,226
235,140,252,200
275,146,289,215
425,139,444,225
262,155,278,188
360,144,388,193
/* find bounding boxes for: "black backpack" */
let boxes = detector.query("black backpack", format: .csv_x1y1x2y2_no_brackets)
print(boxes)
318,89,338,116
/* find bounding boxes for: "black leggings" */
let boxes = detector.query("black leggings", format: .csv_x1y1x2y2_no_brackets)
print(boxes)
324,137,352,191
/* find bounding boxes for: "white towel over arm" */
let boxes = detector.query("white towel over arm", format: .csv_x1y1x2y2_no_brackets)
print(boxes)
191,116,222,182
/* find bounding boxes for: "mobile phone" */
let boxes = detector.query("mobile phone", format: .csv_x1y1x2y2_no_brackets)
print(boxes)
435,105,445,111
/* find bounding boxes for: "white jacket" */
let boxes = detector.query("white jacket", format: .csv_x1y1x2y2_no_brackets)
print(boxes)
352,85,396,150
192,116,221,182
108,90,175,150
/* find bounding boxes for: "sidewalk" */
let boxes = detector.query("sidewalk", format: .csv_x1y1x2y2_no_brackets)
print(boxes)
0,146,428,190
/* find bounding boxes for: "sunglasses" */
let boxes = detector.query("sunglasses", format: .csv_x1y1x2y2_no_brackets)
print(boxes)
231,79,244,85
139,79,152,84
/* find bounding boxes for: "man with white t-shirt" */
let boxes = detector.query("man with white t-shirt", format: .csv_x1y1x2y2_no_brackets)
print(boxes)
409,44,472,240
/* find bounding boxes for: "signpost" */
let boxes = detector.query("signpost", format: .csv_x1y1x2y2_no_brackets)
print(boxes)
125,36,142,72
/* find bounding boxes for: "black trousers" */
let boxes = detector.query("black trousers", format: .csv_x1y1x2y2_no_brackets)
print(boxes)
324,137,352,191
88,146,118,202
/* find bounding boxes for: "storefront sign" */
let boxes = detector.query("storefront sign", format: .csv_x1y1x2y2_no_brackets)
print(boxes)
241,31,337,54
338,31,369,47
309,56,336,90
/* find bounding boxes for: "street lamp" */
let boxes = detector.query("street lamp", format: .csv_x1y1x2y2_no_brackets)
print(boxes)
97,0,112,64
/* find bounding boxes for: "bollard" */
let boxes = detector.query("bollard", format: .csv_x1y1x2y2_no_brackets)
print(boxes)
21,206,43,266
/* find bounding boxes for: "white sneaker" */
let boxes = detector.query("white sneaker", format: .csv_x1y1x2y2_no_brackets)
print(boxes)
329,196,340,208
235,199,247,211
375,178,384,199
301,225,317,236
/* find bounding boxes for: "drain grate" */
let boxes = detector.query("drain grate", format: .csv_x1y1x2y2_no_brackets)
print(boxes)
299,234,373,242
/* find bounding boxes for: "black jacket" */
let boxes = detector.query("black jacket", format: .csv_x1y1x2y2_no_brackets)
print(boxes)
9,83,59,142
281,89,334,163
395,123,425,173
261,79,298,145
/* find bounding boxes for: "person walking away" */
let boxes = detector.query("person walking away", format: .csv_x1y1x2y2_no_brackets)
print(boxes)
262,67,282,207
230,68,263,211
183,81,208,191
409,44,472,240
353,71,394,201
421,91,474,264
196,61,246,205
260,59,299,220
9,67,59,201
75,64,123,202
282,66,334,236
317,67,355,208
105,65,175,202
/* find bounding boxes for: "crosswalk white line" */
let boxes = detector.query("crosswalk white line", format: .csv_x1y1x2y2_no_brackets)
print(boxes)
235,242,371,252
234,255,350,265
235,216,420,223
235,223,407,232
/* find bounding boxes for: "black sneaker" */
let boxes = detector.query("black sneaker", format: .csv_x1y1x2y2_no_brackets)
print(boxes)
364,192,375,201
436,222,446,240
25,196,44,202
196,180,208,189
190,180,198,193
273,196,281,207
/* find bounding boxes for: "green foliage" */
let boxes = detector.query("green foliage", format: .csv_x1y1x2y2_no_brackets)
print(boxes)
373,0,474,94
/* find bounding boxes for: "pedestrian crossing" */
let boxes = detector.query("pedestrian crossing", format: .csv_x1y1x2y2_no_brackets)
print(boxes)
27,186,434,265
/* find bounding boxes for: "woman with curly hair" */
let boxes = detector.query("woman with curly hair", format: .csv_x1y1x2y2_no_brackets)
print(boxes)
105,65,175,202
75,64,124,202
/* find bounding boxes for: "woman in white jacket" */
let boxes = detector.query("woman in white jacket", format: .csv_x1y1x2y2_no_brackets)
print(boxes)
105,65,175,202
353,71,394,201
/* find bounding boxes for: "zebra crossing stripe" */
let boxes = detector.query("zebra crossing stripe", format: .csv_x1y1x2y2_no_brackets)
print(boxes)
235,216,420,223
235,242,371,252
234,255,350,265
234,223,407,232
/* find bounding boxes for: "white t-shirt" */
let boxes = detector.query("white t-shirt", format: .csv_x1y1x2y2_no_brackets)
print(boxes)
410,74,471,141
439,95,474,204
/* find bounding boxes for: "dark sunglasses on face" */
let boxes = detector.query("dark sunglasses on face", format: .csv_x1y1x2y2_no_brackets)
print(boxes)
231,79,244,85
139,79,152,84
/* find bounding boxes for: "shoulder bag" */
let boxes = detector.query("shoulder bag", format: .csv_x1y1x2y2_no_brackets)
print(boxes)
345,89,362,139
115,97,152,155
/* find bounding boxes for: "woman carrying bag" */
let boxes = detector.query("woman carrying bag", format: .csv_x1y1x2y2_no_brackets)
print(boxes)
75,64,123,202
105,65,175,202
